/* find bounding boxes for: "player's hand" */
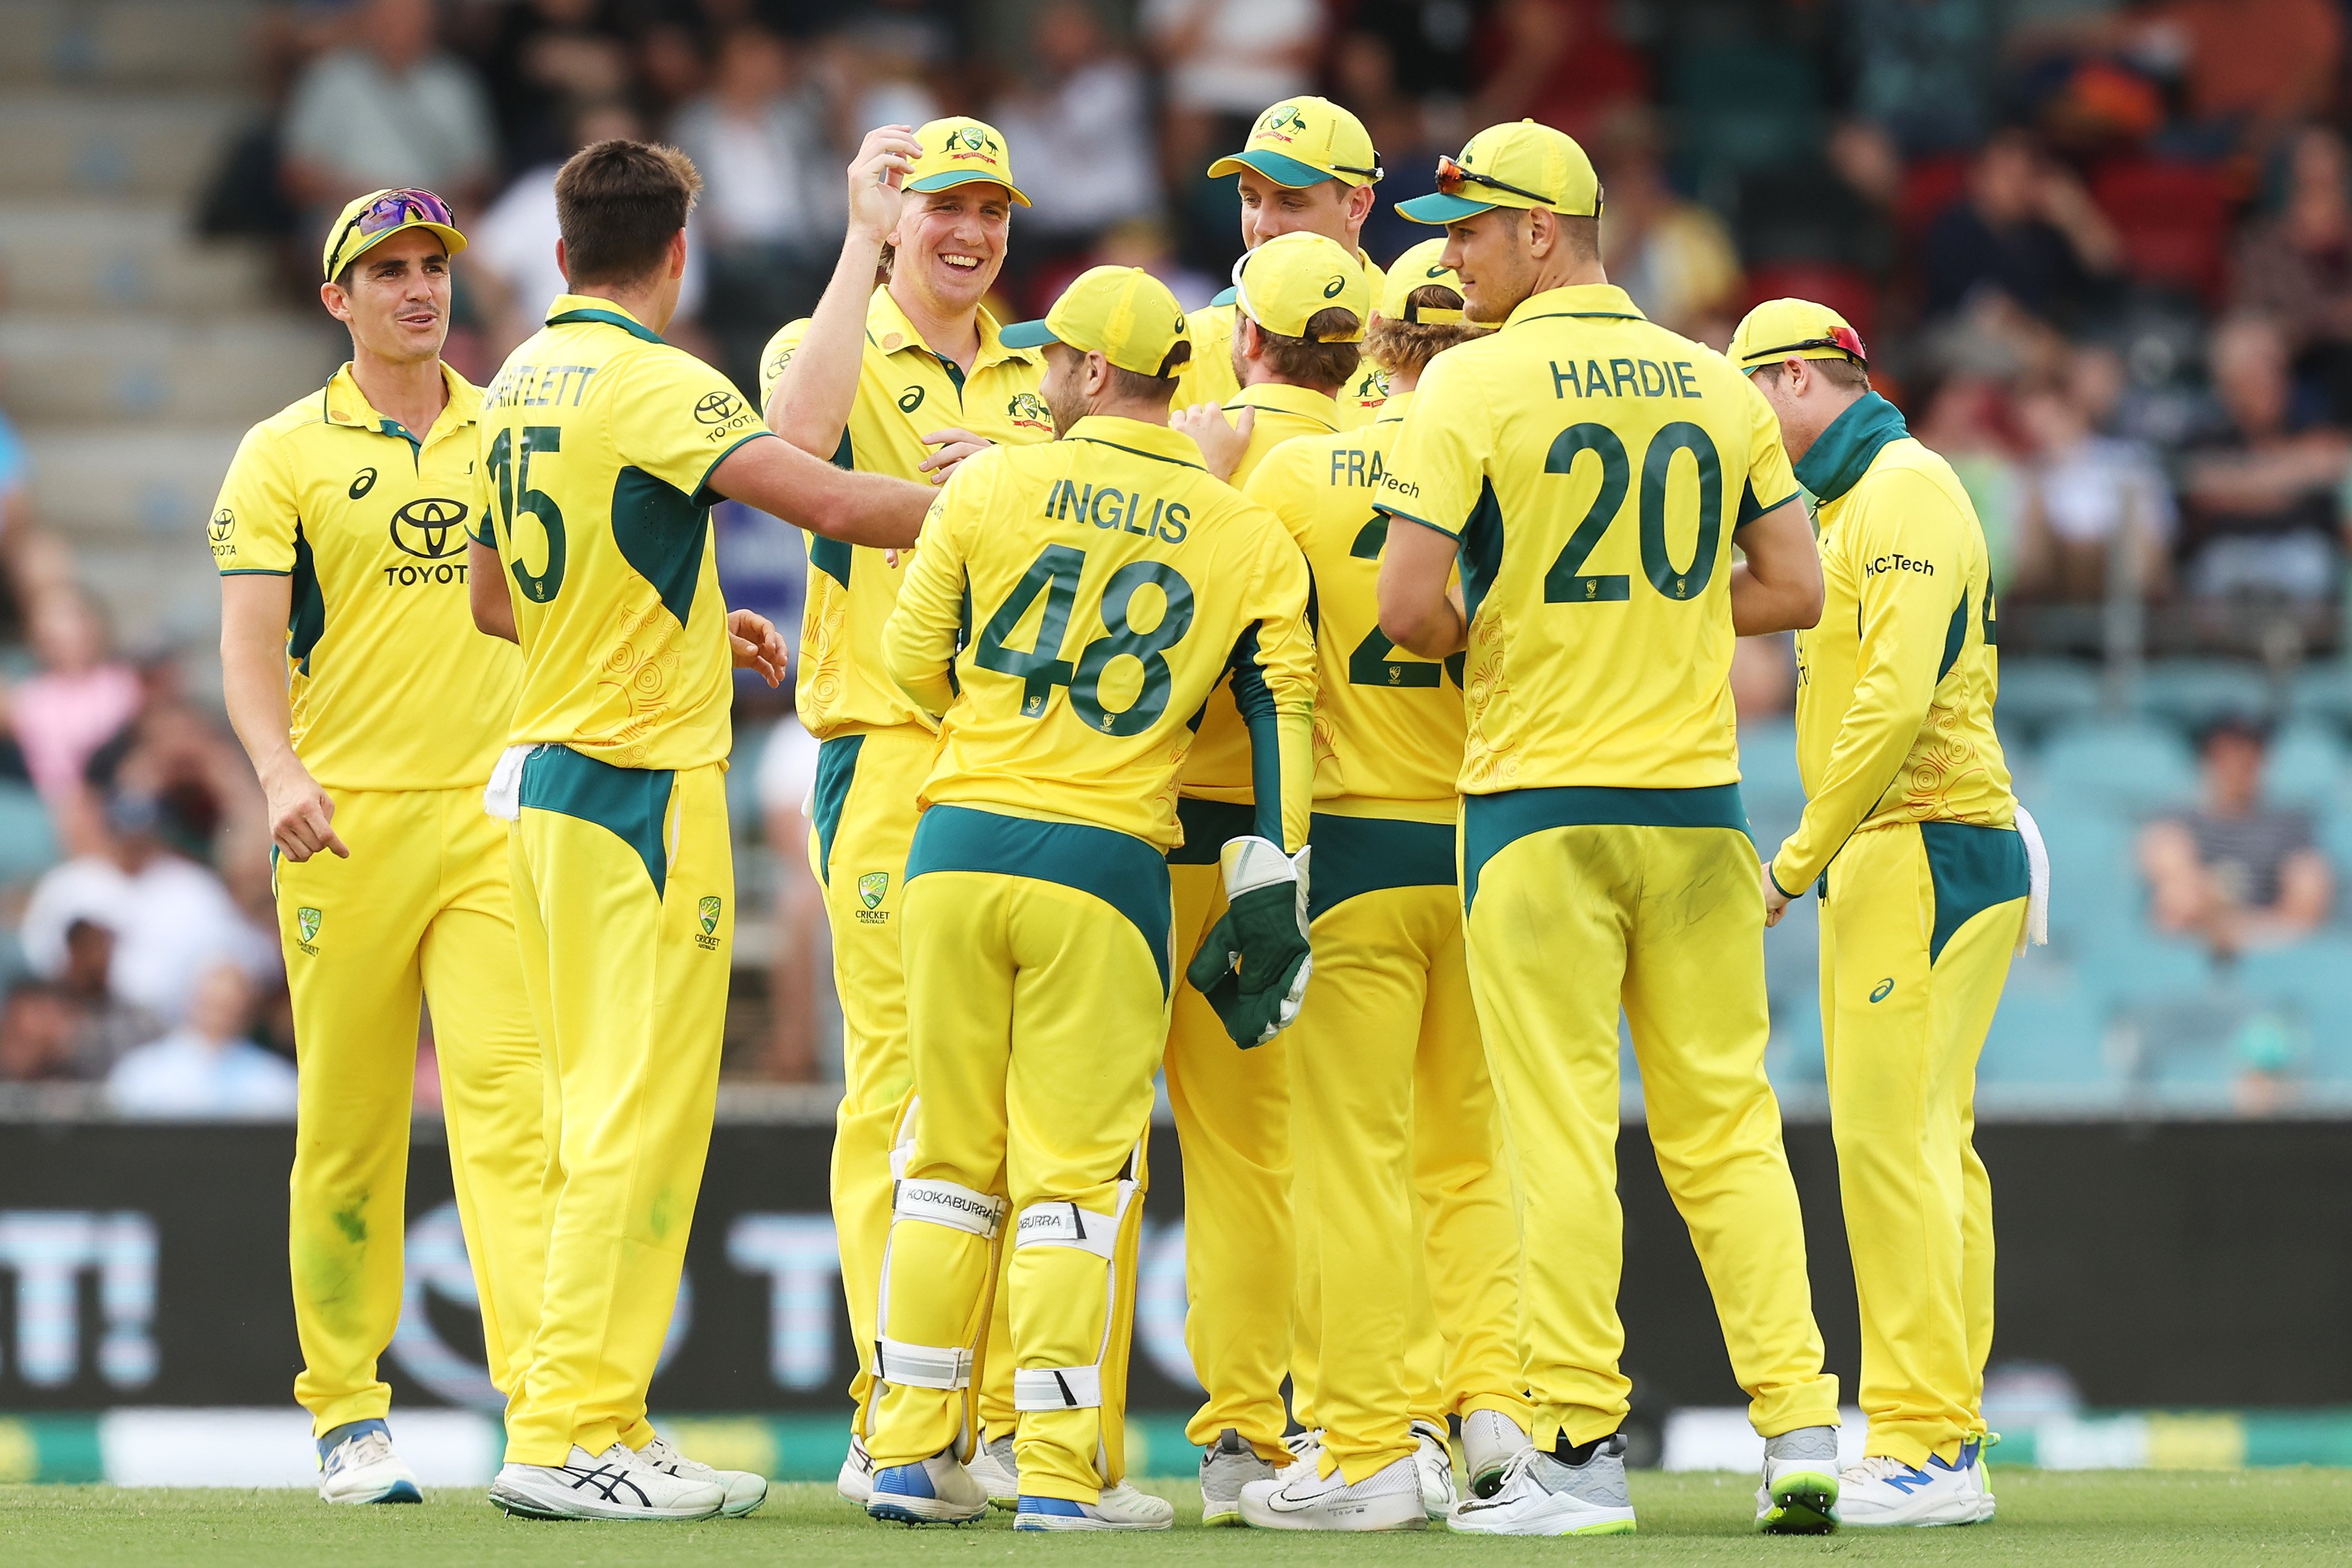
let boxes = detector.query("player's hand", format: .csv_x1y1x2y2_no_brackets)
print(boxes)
1763,859,1794,928
265,764,348,862
729,608,790,687
1171,402,1254,483
1186,838,1312,1047
847,126,920,242
918,427,992,484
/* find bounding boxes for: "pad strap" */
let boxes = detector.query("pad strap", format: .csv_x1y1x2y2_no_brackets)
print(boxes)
1013,1198,1119,1259
1013,1364,1104,1410
895,1178,1005,1239
876,1336,972,1390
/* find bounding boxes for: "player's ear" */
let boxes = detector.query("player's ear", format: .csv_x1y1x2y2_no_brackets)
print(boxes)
667,227,688,281
320,280,350,322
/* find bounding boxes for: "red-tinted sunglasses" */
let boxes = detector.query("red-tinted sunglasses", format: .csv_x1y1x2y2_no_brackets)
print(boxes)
1433,154,1555,209
1750,326,1870,367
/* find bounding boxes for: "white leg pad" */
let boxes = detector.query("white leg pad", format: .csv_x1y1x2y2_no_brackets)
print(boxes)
895,1177,1005,1239
876,1336,973,1390
1014,1364,1105,1410
1013,1199,1120,1258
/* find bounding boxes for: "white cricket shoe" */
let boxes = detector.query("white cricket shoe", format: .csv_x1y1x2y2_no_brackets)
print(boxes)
1199,1428,1276,1525
1836,1441,1991,1528
965,1432,1019,1509
1462,1408,1531,1499
1013,1482,1176,1531
636,1432,768,1518
317,1419,421,1505
489,1443,725,1520
1754,1424,1841,1534
866,1447,989,1525
1449,1435,1637,1536
837,1434,874,1503
1410,1420,1458,1518
1239,1451,1427,1532
1280,1427,1323,1472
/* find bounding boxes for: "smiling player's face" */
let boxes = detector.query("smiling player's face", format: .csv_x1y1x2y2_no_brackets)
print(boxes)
324,227,450,367
891,184,1011,319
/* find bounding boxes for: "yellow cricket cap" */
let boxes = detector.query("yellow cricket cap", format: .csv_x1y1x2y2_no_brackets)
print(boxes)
1000,266,1191,377
1378,236,1467,324
1728,298,1870,373
1230,231,1370,342
322,187,466,282
905,117,1031,207
1397,120,1603,225
1207,96,1383,188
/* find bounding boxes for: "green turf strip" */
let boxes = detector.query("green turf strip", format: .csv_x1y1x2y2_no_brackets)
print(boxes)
5,1472,2352,1565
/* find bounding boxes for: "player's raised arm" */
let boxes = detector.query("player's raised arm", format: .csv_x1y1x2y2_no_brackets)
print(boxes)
705,434,931,548
879,483,970,718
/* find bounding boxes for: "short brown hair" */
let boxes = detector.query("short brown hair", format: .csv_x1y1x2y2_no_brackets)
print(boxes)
1242,308,1363,392
1107,339,1191,403
1752,356,1871,392
1366,284,1490,380
555,140,702,288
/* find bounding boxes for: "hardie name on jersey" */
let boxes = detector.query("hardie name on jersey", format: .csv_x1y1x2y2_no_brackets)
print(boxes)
1549,357,1706,401
1043,477,1190,544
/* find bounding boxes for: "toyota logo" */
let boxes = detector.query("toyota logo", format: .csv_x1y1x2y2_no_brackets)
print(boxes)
694,391,745,424
209,508,235,542
390,497,471,559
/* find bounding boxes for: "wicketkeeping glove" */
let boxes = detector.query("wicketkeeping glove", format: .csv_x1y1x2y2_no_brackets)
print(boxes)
1184,836,1312,1048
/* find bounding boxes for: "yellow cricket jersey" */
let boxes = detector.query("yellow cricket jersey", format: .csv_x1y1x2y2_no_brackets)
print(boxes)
1173,250,1390,428
757,287,1049,738
881,415,1316,853
1771,393,2015,894
1241,392,1460,822
1179,380,1337,800
211,363,518,792
474,295,773,771
1376,284,1799,796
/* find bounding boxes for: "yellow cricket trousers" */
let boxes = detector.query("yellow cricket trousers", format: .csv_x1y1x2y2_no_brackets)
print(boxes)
1165,797,1293,1459
1820,820,2026,1469
281,786,545,1436
1461,788,1840,1450
501,747,731,1465
869,805,1166,1501
810,725,1017,1441
1285,810,1530,1483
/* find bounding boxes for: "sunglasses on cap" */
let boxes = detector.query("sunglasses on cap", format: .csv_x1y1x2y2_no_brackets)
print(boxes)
1327,158,1385,181
330,188,454,271
1749,326,1869,367
1433,154,1557,210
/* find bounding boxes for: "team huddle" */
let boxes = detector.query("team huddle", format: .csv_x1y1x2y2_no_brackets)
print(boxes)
213,90,2045,1536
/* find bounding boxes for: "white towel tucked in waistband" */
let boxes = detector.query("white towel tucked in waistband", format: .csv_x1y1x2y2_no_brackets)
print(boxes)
2014,803,2050,954
483,744,533,822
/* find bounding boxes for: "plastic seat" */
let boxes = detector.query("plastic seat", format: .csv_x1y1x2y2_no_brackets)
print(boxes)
2090,158,2236,304
2075,928,2215,1010
1978,965,2111,1087
2289,662,2352,729
2129,658,2275,735
2030,806,2141,945
0,784,60,886
2038,718,2196,816
2263,720,2346,808
1997,660,2103,743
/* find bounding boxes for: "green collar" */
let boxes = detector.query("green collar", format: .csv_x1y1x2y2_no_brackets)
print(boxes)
546,295,664,344
1794,392,1907,503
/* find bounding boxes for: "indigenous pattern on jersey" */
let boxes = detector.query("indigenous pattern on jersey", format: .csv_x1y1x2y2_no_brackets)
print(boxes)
883,415,1314,852
476,295,772,771
758,287,1048,738
1173,248,1389,429
1772,393,2015,893
1376,284,1798,795
1242,392,1462,817
212,363,518,791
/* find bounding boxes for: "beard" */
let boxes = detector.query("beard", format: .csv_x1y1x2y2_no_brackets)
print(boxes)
1044,373,1088,435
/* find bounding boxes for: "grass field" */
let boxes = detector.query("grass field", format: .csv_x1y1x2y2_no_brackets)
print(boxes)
5,1472,2352,1565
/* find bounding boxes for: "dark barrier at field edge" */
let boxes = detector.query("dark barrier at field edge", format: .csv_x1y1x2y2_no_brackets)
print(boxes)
1,1119,2348,1414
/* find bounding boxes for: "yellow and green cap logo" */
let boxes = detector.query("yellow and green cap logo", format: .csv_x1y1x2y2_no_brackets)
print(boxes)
1000,266,1192,377
905,116,1031,207
1728,297,1870,373
1230,231,1369,342
1378,236,1466,324
1208,96,1382,189
1397,120,1603,226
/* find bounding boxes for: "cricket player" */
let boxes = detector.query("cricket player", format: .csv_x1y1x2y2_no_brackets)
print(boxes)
757,115,1049,1507
1231,240,1534,1531
215,189,543,1506
1374,121,1842,1537
467,140,931,1521
1157,229,1366,1520
1175,96,1391,426
863,265,1315,1532
1733,298,2041,1528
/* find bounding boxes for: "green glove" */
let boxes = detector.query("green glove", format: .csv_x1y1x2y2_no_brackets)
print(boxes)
1184,836,1312,1048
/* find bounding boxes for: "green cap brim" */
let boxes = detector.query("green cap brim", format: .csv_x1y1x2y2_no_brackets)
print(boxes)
905,171,1031,207
1206,149,1338,187
333,220,467,280
1396,192,1496,225
998,319,1059,350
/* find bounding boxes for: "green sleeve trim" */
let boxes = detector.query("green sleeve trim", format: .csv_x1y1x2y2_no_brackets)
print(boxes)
217,568,291,576
1738,486,1799,528
1378,503,1462,539
1766,863,1803,901
693,428,778,507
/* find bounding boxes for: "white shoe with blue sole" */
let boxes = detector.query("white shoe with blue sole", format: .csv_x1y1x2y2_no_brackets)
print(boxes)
1013,1483,1175,1531
317,1419,422,1505
1838,1441,1991,1527
866,1448,989,1524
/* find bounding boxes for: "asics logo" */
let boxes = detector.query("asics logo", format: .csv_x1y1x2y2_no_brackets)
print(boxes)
562,1463,652,1505
1869,977,1895,1003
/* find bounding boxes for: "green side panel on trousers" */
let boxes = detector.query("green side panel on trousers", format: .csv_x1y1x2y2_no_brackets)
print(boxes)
1920,819,2029,965
907,802,1174,996
1462,782,1748,913
519,744,675,898
1307,811,1455,925
810,733,865,884
1169,797,1256,866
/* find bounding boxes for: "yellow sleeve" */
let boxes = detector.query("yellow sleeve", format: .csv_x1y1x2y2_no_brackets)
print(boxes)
211,423,299,576
1376,350,1489,539
1771,471,1969,893
1239,441,1317,552
1737,373,1801,526
614,345,775,500
881,458,983,720
757,317,813,419
1227,510,1317,852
